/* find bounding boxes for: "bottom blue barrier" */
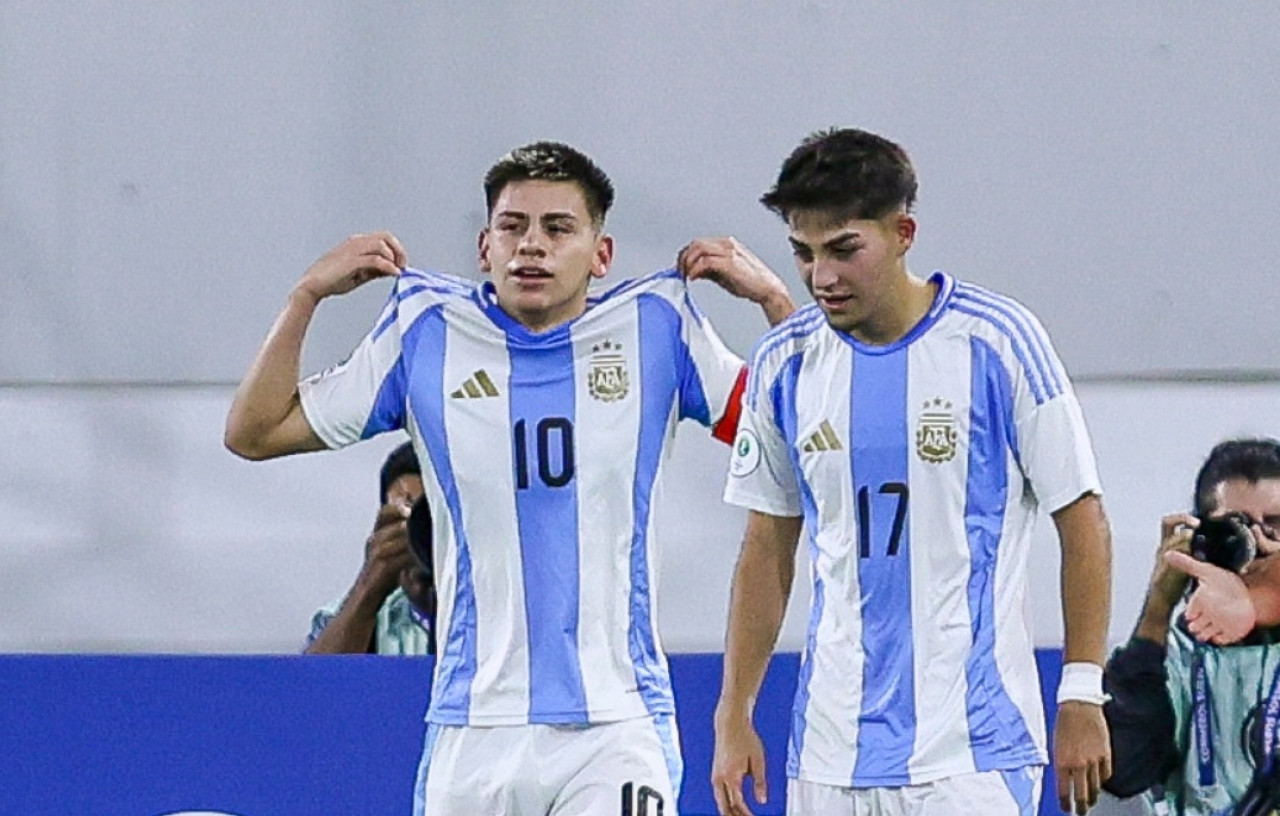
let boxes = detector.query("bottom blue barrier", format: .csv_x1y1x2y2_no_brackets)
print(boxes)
0,651,1066,815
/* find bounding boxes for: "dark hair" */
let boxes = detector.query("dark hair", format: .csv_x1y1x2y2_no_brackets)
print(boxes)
1193,438,1280,516
760,127,918,223
379,441,421,504
483,141,615,228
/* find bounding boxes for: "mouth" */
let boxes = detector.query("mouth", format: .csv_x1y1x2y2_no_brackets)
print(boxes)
510,265,553,281
816,293,854,309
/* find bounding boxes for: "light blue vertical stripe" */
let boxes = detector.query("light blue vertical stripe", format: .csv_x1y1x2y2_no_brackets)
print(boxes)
508,335,586,722
629,298,681,711
411,723,443,816
949,303,1047,405
964,337,1035,768
955,285,1063,398
361,359,408,439
999,767,1038,815
850,348,915,786
652,714,685,798
405,310,477,723
635,293,710,426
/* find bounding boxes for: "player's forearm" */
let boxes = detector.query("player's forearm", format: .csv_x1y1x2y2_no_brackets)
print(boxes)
1244,555,1280,628
717,527,797,718
1056,495,1113,665
224,289,319,459
756,289,797,328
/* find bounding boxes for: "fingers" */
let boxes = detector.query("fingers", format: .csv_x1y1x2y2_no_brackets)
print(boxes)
377,231,408,268
351,231,407,267
1057,768,1100,815
711,770,746,816
338,232,406,285
752,760,768,806
679,237,742,279
679,240,726,281
375,501,413,527
1160,512,1197,538
1164,549,1210,578
1086,761,1101,809
1253,522,1280,556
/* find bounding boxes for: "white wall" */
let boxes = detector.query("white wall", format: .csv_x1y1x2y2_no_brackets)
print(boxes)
2,2,1279,653
1,380,1276,653
3,1,1280,382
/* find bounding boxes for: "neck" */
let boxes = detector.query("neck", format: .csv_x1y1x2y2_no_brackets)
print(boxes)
850,271,936,345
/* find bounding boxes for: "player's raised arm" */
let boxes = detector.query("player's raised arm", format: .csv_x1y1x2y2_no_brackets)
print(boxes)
678,237,795,328
224,232,406,460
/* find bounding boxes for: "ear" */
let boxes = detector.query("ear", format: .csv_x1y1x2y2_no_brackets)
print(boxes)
590,233,614,281
477,228,492,274
895,213,917,254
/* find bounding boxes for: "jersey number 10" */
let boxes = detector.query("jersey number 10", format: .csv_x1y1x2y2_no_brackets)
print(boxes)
513,417,576,489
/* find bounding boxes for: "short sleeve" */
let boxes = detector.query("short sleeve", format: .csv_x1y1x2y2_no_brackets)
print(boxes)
723,362,802,517
298,288,409,449
1001,309,1102,513
678,286,745,428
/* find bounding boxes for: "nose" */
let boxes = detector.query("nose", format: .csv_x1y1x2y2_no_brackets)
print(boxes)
517,226,548,256
810,257,839,290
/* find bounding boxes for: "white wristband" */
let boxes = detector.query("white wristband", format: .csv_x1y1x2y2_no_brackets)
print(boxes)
1056,662,1110,705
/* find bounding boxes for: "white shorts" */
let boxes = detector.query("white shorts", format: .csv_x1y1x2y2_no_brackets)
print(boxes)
412,714,682,816
786,767,1043,816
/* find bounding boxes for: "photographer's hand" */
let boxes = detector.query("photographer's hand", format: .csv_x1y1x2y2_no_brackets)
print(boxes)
1133,515,1196,644
1165,550,1255,645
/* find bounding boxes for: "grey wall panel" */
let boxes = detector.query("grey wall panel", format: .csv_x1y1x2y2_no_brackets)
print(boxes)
1,382,1277,653
3,1,1278,383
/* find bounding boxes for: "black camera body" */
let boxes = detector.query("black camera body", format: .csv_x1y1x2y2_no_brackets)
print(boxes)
1191,511,1257,574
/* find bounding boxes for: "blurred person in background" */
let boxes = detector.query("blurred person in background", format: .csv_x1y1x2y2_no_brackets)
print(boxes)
305,441,436,656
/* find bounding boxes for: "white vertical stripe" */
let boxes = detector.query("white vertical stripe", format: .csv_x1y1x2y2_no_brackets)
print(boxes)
905,338,977,777
792,344,863,781
441,319,529,722
992,480,1047,757
572,311,647,717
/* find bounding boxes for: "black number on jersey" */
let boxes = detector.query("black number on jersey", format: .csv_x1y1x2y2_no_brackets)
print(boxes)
856,481,910,558
513,417,575,489
620,782,664,816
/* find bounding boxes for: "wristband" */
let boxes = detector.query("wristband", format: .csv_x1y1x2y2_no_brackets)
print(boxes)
1056,661,1110,705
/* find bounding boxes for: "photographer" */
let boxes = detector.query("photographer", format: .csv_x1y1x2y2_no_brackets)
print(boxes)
1103,438,1280,815
304,442,436,656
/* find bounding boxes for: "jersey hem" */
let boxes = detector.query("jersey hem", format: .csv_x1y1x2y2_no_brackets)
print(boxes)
1040,482,1102,516
426,703,674,727
723,488,802,518
789,750,1048,788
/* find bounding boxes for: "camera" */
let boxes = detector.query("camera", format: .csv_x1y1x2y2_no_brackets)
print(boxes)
1190,511,1257,574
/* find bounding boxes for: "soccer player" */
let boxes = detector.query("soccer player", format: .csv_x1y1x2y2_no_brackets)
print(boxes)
223,142,794,815
708,128,1114,815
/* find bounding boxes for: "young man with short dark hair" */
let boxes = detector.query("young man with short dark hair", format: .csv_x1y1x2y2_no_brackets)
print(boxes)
225,141,795,815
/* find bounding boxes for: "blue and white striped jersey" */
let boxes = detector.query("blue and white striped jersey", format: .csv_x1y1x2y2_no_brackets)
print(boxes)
300,267,745,726
724,272,1102,787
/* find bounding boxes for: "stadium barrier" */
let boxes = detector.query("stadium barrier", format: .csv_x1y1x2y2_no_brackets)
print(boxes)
0,651,1065,815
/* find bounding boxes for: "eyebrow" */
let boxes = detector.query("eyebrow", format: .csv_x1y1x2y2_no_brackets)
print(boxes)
494,210,580,222
788,231,861,251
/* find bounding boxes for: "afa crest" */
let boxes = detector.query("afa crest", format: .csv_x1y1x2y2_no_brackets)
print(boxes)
588,339,629,402
916,398,958,464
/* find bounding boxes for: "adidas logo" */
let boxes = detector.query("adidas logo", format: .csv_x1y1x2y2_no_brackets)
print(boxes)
450,369,500,399
802,420,843,453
